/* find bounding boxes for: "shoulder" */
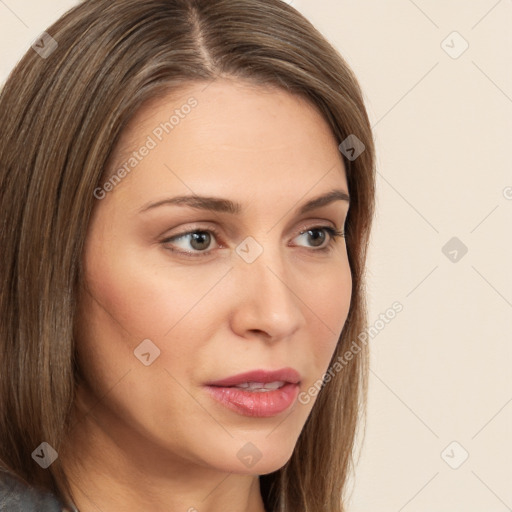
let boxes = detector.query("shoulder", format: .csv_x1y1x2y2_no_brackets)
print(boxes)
0,469,69,511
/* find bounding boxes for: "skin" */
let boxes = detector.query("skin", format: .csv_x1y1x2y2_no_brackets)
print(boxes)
61,77,352,512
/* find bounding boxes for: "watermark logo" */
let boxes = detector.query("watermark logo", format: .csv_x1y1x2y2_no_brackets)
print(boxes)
441,31,469,59
236,236,264,263
441,440,469,469
31,442,58,468
442,236,468,263
134,338,161,366
339,134,365,161
237,442,262,468
32,32,58,59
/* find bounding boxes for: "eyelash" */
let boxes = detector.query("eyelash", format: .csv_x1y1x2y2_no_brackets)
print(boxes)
161,225,346,258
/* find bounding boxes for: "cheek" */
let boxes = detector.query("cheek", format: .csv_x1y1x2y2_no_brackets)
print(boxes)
74,244,217,447
301,260,352,373
316,267,352,326
83,248,172,339
77,237,231,378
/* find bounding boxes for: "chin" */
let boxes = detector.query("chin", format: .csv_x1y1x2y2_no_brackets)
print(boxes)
203,430,299,476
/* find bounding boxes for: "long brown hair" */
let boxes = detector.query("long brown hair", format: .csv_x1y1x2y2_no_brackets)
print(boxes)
0,1,376,510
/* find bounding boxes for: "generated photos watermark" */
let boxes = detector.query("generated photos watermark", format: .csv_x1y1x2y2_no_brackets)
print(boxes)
93,97,198,200
299,301,404,404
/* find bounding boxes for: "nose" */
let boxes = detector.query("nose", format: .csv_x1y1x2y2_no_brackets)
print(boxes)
229,244,306,341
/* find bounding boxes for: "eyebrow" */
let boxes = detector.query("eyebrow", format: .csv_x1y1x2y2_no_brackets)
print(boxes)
138,188,350,215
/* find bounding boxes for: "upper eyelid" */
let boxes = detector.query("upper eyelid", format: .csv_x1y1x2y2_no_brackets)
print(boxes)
164,212,345,235
163,220,343,240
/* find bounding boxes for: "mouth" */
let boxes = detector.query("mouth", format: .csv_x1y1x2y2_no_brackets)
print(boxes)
204,368,301,418
205,367,301,387
226,381,288,391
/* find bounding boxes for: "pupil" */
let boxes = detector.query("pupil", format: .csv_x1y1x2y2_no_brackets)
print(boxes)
190,232,210,250
308,229,325,247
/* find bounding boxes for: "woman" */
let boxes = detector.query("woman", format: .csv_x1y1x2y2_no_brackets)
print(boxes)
0,0,376,510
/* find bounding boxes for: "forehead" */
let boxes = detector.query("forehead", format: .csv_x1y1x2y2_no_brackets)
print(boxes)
105,78,348,206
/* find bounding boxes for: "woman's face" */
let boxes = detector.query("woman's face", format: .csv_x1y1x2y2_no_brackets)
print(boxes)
75,78,352,476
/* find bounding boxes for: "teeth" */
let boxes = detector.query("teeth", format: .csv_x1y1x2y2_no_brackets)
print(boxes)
234,381,285,392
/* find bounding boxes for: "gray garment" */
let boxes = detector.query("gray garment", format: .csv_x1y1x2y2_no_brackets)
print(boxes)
0,470,75,511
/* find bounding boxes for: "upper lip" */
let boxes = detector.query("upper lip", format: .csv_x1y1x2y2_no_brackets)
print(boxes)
205,367,301,387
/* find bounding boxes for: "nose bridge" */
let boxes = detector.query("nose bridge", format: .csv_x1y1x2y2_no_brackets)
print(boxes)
231,237,304,338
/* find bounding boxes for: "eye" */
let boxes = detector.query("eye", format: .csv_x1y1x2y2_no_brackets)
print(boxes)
161,228,220,257
293,226,345,252
161,224,346,258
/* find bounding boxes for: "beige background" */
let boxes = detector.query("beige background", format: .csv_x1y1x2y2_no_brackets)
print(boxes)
2,1,511,510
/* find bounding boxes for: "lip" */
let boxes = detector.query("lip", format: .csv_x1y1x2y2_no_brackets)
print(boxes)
204,383,300,417
204,367,302,418
205,367,301,387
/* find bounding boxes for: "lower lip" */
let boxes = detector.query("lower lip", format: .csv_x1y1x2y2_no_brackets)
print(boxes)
204,383,300,417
